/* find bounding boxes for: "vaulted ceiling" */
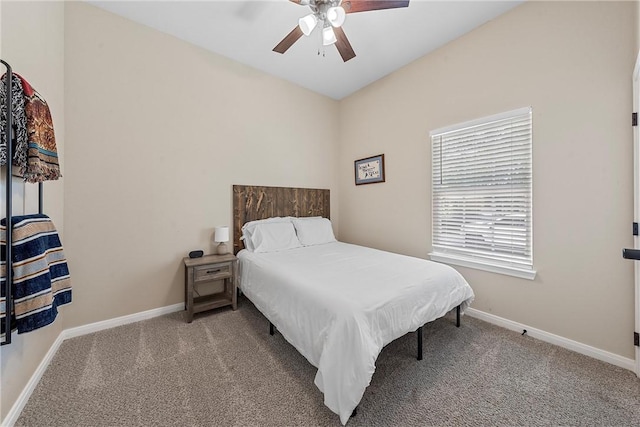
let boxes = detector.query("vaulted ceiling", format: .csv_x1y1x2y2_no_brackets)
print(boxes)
90,0,523,99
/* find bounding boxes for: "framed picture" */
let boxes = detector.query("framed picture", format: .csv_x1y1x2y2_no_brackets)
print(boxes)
354,154,385,185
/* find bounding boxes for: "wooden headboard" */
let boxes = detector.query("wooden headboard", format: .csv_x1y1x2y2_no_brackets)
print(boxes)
232,185,330,254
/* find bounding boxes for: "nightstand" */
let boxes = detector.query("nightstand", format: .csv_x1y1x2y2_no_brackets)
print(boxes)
183,253,237,323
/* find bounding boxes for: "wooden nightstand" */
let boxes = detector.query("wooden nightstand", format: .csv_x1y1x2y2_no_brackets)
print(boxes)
183,253,237,323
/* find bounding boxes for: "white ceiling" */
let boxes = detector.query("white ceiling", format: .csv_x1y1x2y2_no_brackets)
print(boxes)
89,0,523,100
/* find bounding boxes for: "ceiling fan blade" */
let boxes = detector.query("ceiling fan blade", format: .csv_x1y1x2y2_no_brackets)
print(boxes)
333,27,356,62
273,26,304,54
341,0,410,14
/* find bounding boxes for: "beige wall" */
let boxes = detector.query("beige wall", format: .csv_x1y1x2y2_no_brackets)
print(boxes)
0,0,66,421
62,2,339,328
637,0,640,53
338,0,636,358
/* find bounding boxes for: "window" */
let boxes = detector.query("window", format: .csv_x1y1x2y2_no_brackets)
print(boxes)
430,107,535,280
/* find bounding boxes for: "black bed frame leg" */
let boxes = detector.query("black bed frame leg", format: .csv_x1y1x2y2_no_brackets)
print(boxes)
351,406,358,418
416,306,459,361
269,322,275,336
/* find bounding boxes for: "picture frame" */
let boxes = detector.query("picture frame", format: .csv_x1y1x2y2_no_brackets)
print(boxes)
354,154,385,185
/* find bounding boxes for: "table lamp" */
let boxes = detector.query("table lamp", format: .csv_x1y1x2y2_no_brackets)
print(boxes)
214,226,229,255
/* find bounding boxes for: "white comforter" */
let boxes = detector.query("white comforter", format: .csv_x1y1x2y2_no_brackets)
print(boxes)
238,242,474,424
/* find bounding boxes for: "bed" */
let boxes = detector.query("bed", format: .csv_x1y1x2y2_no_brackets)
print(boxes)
232,185,475,425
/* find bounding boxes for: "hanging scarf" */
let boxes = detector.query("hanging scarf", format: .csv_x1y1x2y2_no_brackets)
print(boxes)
16,74,61,183
0,73,28,171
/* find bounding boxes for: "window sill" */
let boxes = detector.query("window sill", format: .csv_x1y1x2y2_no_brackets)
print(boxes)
429,252,537,280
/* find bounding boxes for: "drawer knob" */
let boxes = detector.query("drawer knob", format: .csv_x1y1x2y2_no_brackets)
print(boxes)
206,269,221,274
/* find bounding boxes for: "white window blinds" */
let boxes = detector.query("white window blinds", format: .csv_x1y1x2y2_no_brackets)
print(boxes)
430,107,534,279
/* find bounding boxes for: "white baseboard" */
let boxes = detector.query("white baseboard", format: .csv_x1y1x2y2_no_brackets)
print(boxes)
62,303,184,340
1,302,184,427
2,333,65,427
466,308,636,372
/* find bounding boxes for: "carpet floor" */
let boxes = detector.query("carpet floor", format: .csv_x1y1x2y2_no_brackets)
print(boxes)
16,297,640,426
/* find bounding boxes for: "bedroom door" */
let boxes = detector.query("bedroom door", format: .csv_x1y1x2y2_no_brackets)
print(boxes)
631,52,640,378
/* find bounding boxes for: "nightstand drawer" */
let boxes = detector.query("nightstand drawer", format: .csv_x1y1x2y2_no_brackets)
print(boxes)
194,263,232,282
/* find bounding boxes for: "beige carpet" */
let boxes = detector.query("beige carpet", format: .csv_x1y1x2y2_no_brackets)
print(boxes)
16,297,640,426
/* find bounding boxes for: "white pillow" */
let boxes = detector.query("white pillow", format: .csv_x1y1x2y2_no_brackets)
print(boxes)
292,217,336,246
250,221,303,253
241,217,292,252
240,234,254,252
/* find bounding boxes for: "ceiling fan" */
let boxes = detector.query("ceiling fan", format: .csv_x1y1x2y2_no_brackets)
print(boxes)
273,0,410,62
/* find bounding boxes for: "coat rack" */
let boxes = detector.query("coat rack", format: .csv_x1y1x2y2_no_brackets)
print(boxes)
1,59,44,346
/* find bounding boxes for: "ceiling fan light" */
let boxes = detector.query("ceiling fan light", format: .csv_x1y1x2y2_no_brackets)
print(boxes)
327,6,346,27
322,26,337,46
298,14,318,36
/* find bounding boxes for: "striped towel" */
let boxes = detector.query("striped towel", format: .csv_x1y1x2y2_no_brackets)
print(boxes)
0,214,71,338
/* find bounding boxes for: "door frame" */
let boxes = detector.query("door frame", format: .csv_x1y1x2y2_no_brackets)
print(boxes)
632,50,640,378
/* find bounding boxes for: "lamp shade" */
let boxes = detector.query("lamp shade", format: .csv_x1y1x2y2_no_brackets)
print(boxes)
298,13,318,36
214,226,229,243
327,6,346,27
322,26,337,46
